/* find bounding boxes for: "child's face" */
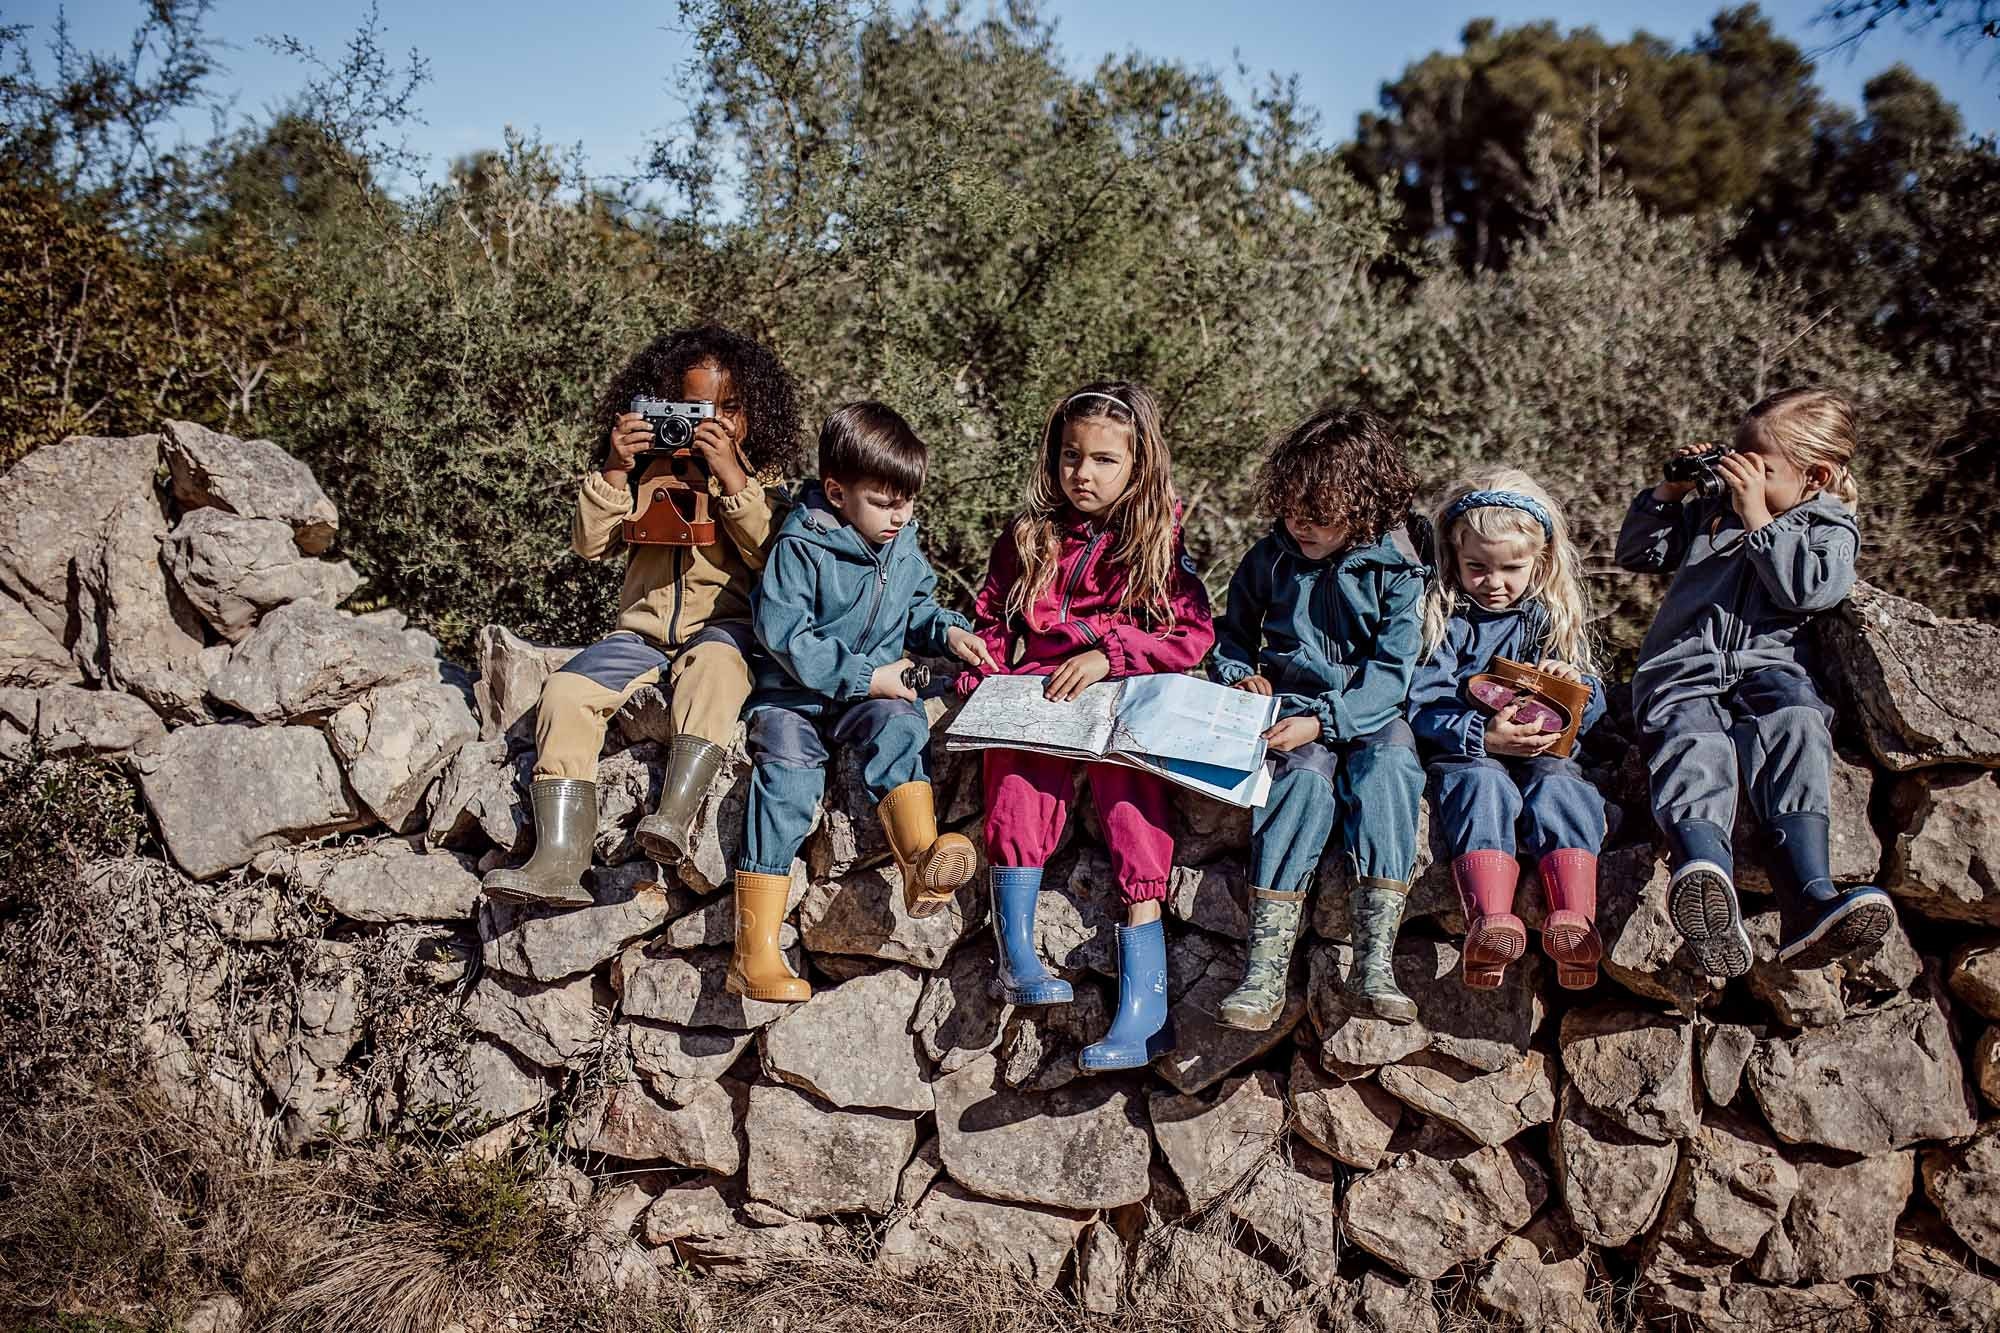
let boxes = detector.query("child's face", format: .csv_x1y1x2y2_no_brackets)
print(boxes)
1455,527,1540,611
824,476,914,546
1732,426,1829,517
1283,515,1348,561
682,360,746,441
1059,418,1134,518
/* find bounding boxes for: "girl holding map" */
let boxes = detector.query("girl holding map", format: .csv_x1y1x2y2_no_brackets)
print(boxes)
956,382,1214,1073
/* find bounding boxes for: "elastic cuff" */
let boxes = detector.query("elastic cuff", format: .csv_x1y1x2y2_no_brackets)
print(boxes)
1213,661,1251,686
714,478,764,514
581,469,635,513
1463,711,1488,757
1099,631,1130,678
843,660,875,701
1119,877,1169,907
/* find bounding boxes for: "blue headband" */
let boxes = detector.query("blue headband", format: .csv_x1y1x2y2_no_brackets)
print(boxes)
1443,490,1554,542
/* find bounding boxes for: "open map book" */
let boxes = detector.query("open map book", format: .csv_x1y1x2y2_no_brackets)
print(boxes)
944,673,1280,808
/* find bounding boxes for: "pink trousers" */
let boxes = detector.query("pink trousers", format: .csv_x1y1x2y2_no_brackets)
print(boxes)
983,749,1175,906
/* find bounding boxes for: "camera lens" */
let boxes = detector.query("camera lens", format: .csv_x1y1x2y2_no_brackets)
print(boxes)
658,415,693,448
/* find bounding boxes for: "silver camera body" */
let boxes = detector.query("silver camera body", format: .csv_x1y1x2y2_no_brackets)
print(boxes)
631,396,716,449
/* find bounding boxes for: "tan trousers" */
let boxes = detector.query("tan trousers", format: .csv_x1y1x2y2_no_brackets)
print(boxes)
533,636,753,781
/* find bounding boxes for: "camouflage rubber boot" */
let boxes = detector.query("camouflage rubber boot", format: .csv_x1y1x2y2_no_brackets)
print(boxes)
1216,886,1305,1032
1342,876,1418,1025
480,778,596,909
635,735,727,866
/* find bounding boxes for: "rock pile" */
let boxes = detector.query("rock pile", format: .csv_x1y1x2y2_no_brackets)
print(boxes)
6,426,2000,1330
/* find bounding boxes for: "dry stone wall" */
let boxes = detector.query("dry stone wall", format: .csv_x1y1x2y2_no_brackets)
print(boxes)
5,426,2000,1330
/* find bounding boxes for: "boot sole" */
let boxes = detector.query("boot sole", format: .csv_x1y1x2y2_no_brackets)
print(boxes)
1342,990,1419,1026
998,979,1074,1006
1078,1022,1176,1073
1778,892,1895,969
1463,915,1526,989
1215,1003,1281,1032
481,878,593,909
1668,863,1753,978
634,823,687,866
725,972,811,1004
1543,916,1602,990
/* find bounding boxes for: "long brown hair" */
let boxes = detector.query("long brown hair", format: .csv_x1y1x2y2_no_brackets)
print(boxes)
1004,382,1182,628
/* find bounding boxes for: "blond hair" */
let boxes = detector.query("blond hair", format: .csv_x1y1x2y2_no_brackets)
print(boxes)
1005,382,1183,629
1736,387,1861,507
1420,468,1596,675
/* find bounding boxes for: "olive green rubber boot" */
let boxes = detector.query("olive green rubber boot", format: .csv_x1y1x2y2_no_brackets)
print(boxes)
1216,887,1305,1031
1342,876,1419,1025
481,778,596,908
636,736,727,865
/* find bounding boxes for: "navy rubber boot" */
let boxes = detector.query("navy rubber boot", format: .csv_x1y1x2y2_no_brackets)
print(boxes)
1769,812,1895,969
1080,918,1173,1073
1665,818,1752,979
991,866,1073,1006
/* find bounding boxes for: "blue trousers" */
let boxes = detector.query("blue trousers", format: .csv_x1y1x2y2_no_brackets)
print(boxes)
1429,754,1605,859
1639,663,1834,864
1249,720,1424,893
739,698,931,876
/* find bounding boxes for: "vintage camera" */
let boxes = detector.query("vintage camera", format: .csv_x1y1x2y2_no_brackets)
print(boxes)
631,396,715,450
1664,443,1735,500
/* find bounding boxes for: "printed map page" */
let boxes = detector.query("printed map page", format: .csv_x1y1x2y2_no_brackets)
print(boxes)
943,675,1120,758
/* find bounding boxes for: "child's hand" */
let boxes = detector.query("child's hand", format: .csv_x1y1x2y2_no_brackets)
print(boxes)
1262,714,1321,752
690,417,751,496
1232,675,1274,696
869,658,919,702
1484,703,1559,757
947,626,997,672
1653,442,1708,503
1715,451,1774,531
1535,659,1583,683
1044,650,1110,702
604,412,652,477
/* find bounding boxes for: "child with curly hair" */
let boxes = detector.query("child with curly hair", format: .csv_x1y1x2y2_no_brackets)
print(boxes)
1209,407,1429,1029
483,324,803,907
1407,469,1607,990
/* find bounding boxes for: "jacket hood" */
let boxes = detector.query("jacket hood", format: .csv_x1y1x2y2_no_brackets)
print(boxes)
1269,523,1424,573
779,482,918,562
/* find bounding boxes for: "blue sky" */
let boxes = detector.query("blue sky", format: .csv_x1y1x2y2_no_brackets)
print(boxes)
15,0,1997,187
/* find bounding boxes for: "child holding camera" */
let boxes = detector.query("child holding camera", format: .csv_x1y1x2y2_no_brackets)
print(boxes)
728,403,996,1002
1617,387,1896,976
1209,408,1429,1029
484,324,802,908
959,383,1213,1071
1407,470,1607,991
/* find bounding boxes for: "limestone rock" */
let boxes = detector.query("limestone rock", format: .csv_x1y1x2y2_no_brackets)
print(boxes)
1377,1049,1556,1148
1557,1003,1699,1143
877,1180,1087,1288
1306,940,1427,1069
464,970,605,1069
1149,1070,1287,1208
1784,1151,1913,1282
1815,581,2000,770
161,420,339,554
392,1039,553,1128
896,1135,943,1208
913,940,1014,1075
1288,1050,1401,1169
471,625,578,740
133,723,366,879
760,966,933,1112
1884,768,2000,925
1744,986,1978,1153
208,600,429,722
1127,1227,1295,1331
1730,749,1880,894
1341,1127,1548,1280
1227,1144,1340,1288
1550,1086,1679,1248
1076,1217,1127,1314
567,1079,742,1173
1923,1120,2000,1266
670,1216,828,1273
796,861,980,969
1165,856,1250,940
31,684,165,757
1155,932,1307,1095
425,737,531,852
1308,936,1544,1075
611,942,801,1031
1949,938,2000,1020
933,1052,1150,1209
1474,1233,1600,1333
163,509,360,644
482,879,679,981
656,867,805,949
1646,1109,1799,1280
742,1080,916,1218
1697,1021,1760,1107
1873,1223,2000,1331
624,1021,752,1107
1346,1271,1440,1333
1978,1028,2000,1108
327,679,478,832
0,595,78,688
0,432,161,641
642,1183,735,1245
73,493,210,721
287,837,482,924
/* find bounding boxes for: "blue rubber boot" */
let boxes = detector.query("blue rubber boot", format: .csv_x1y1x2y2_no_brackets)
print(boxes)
1079,917,1173,1074
1665,817,1753,979
991,866,1073,1006
1769,812,1896,969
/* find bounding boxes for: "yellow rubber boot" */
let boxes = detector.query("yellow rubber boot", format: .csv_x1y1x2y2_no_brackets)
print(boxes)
877,781,975,919
726,870,810,1003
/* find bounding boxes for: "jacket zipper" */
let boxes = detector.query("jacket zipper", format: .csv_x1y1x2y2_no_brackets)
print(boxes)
1060,528,1106,626
856,551,890,649
668,548,686,648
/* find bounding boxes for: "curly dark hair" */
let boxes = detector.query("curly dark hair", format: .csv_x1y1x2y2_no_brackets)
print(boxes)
1254,405,1417,547
590,323,804,476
